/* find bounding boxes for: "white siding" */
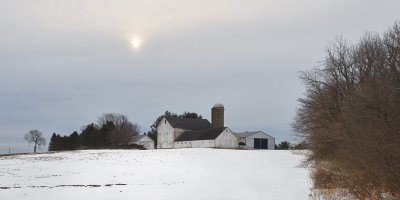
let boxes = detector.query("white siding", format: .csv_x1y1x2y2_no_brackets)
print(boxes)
138,141,154,150
174,140,215,148
215,128,239,148
137,136,155,150
157,117,175,149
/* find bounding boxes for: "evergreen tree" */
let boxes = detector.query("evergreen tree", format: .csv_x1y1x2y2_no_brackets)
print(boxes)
60,135,69,150
179,111,202,119
48,133,57,151
99,121,115,147
80,123,101,148
278,141,291,150
68,131,80,150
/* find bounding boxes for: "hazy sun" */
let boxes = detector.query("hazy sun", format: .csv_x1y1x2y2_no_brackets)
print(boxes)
130,37,142,49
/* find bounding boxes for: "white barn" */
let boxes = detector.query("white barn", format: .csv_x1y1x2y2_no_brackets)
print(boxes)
157,116,211,149
235,131,275,150
157,104,238,149
129,135,155,150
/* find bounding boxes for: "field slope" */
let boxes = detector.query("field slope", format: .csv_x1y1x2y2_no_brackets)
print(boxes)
0,149,310,200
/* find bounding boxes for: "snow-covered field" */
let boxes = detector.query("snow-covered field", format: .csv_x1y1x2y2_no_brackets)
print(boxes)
0,149,311,200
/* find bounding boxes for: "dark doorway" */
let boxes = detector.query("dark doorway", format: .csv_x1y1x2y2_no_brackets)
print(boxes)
254,138,261,149
261,139,268,149
254,138,268,149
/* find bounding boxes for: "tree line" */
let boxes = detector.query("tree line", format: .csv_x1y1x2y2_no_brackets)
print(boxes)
25,111,205,152
293,21,400,199
48,113,140,151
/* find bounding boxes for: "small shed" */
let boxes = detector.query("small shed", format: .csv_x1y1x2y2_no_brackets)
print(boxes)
129,135,155,150
235,131,275,150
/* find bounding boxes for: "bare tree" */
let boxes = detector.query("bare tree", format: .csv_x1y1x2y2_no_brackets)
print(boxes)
24,129,46,153
97,113,140,147
293,21,400,199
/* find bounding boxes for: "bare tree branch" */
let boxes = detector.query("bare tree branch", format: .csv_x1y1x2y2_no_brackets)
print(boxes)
24,129,46,153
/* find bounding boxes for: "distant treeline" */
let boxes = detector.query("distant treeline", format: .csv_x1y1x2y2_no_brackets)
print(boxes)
49,113,140,151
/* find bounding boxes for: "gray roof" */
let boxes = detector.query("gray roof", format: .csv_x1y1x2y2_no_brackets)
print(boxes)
165,116,211,130
235,132,256,138
235,131,275,139
130,135,147,142
175,127,225,142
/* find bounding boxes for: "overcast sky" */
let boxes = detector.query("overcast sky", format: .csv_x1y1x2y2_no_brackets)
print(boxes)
1,0,399,153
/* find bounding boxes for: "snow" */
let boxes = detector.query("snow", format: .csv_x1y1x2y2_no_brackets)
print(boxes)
0,149,311,200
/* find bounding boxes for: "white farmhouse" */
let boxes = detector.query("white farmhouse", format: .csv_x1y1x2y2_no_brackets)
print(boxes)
235,131,275,150
129,135,155,150
157,104,238,149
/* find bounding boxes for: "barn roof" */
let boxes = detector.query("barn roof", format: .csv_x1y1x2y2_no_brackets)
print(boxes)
130,135,148,142
175,127,225,142
235,131,275,139
235,132,256,137
165,116,211,130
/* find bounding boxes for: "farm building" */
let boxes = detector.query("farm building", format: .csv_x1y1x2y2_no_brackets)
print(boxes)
235,131,275,150
157,103,238,149
129,135,155,150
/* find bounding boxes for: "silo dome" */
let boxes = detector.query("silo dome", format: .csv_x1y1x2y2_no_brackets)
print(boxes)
213,103,224,108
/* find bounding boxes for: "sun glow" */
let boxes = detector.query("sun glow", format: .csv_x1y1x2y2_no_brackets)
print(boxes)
130,37,142,49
